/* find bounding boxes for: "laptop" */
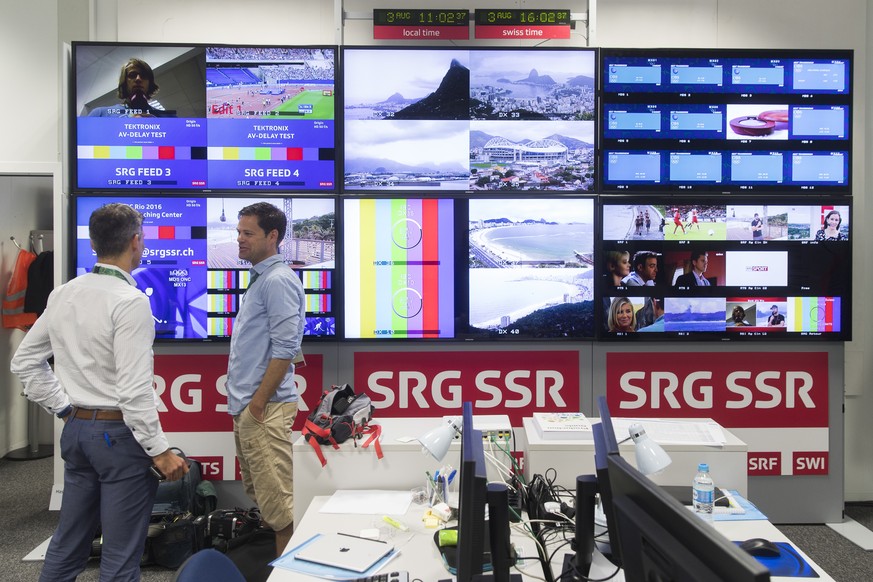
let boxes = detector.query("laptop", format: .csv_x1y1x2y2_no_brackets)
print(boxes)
294,532,395,573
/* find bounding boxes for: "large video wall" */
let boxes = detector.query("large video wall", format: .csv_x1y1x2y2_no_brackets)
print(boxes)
69,42,853,343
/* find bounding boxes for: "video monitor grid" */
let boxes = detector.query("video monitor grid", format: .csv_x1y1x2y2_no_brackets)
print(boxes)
72,42,337,192
73,195,337,341
342,47,596,193
598,200,851,340
341,195,596,341
600,48,852,193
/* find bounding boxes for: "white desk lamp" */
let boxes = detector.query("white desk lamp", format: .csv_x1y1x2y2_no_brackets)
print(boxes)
626,423,672,475
418,416,462,462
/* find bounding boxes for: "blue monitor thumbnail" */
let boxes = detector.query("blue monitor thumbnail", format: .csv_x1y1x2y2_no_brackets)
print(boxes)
600,48,852,194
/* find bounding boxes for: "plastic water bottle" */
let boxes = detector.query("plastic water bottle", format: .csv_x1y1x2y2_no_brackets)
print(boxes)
692,462,714,521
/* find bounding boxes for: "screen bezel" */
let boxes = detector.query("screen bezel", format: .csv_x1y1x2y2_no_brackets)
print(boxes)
607,453,771,582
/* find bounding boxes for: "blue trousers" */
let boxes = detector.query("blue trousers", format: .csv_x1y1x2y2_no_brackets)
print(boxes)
40,415,159,582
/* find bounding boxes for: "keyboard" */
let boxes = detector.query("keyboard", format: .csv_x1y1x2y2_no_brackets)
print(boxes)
351,572,409,582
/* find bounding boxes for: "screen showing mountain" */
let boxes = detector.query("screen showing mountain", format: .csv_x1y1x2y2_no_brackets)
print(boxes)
343,47,596,192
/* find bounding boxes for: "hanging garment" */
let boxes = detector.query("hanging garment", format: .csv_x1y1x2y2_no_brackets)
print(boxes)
2,248,38,330
24,250,54,316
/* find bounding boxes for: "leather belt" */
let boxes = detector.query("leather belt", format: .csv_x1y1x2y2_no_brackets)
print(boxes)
73,407,124,420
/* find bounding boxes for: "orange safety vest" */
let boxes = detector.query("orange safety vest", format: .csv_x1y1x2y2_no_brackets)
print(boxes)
2,248,38,330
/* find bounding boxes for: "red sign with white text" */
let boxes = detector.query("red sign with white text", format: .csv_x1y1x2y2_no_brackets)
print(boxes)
374,25,469,40
153,353,324,432
474,24,570,39
793,451,829,475
353,350,580,425
606,352,828,428
748,452,782,476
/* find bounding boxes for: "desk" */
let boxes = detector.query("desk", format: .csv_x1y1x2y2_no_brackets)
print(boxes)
293,417,513,525
293,418,455,526
523,417,749,496
269,495,544,581
581,516,835,582
271,494,834,582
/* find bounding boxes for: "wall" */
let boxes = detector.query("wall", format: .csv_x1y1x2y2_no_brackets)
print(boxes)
1,0,870,507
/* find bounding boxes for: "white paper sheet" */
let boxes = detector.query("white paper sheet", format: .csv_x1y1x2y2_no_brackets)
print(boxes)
319,490,413,515
612,418,727,446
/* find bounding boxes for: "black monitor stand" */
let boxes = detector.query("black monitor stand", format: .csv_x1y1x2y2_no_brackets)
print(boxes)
562,475,599,581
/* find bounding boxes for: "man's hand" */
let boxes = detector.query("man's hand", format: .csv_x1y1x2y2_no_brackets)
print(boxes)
248,400,266,423
152,449,189,482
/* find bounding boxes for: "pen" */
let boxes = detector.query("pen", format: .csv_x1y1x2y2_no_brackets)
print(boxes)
104,432,112,447
382,516,409,531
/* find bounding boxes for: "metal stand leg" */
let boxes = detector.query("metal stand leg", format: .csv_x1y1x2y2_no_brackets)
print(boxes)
4,400,53,461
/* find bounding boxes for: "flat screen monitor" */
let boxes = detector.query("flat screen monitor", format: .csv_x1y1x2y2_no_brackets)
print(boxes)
451,402,520,582
606,453,770,581
598,197,851,340
342,46,597,193
600,48,852,193
591,396,623,567
72,195,337,341
341,195,596,340
71,42,337,191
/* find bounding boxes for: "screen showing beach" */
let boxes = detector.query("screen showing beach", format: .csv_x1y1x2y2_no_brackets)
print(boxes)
466,197,595,339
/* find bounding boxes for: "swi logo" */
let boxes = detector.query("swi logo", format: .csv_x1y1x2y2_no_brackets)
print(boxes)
794,451,828,475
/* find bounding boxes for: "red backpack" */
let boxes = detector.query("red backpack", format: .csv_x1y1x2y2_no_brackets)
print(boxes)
302,384,383,467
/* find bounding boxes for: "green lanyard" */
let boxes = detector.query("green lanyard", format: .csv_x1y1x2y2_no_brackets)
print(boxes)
92,265,132,285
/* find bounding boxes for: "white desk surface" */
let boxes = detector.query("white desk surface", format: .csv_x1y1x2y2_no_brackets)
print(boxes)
274,494,835,582
268,495,545,581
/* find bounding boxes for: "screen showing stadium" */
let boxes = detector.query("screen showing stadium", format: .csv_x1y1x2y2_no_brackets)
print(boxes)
73,195,337,341
342,196,596,340
72,42,337,191
597,198,851,340
600,49,852,193
342,47,596,193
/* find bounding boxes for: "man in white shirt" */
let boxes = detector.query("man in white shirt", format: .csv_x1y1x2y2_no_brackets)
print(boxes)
11,202,187,582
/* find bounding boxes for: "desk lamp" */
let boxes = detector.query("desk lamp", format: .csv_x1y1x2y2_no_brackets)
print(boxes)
418,416,462,462
626,423,672,475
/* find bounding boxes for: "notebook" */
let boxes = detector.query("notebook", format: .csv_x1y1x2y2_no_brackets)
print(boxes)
293,532,395,573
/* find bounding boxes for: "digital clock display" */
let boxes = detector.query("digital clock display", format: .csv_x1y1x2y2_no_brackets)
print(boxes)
474,9,571,26
373,9,470,27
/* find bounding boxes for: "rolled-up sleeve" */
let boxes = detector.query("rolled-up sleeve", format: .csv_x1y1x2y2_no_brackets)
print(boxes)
263,272,304,361
10,309,70,415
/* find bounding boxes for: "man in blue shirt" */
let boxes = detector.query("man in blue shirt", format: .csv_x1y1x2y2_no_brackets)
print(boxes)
226,201,305,557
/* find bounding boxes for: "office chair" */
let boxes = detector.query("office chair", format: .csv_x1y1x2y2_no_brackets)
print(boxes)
172,549,246,582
